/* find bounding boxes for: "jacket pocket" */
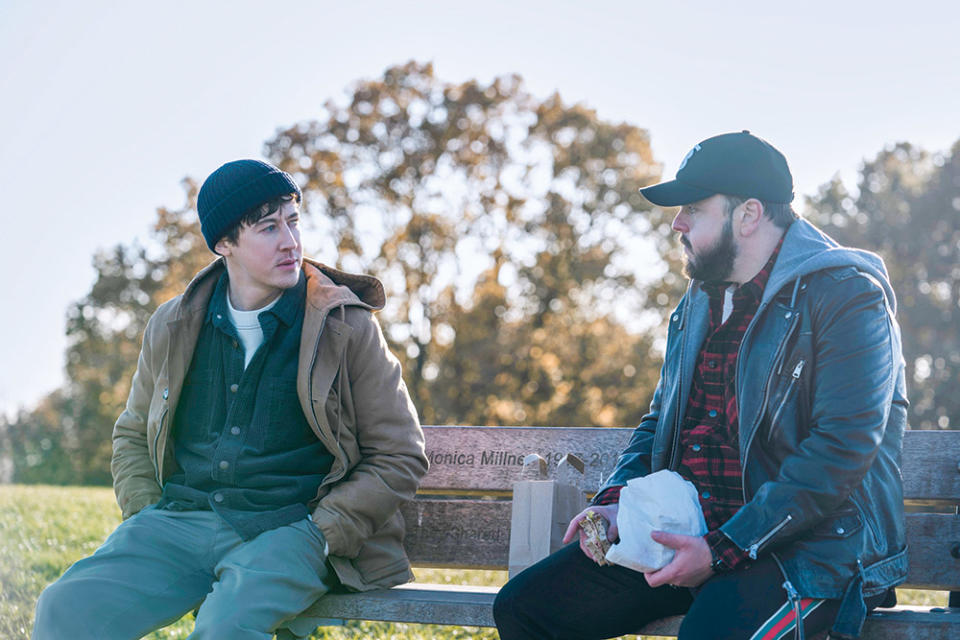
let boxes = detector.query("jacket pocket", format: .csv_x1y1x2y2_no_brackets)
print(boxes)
265,380,316,451
767,358,805,444
813,508,863,539
848,493,881,547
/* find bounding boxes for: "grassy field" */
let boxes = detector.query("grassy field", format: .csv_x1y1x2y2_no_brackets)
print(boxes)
1,485,946,639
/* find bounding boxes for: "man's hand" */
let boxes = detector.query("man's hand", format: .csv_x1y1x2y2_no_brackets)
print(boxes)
561,504,619,564
643,531,714,588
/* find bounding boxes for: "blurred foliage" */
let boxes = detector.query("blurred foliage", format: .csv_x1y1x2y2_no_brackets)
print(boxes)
264,61,678,424
805,140,960,429
1,61,679,483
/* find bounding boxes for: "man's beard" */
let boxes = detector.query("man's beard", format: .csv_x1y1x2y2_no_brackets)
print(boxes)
681,216,737,283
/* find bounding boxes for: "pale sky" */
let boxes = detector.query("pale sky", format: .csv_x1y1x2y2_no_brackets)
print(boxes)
1,0,957,417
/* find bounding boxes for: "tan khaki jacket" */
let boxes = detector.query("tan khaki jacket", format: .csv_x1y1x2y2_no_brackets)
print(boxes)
111,258,428,590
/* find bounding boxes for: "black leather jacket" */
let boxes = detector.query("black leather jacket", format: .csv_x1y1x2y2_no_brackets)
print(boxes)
602,219,908,638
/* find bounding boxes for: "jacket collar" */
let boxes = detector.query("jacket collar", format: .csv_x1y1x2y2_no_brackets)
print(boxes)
175,257,385,320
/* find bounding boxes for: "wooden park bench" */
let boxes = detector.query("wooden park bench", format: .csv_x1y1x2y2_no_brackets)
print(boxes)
301,426,960,639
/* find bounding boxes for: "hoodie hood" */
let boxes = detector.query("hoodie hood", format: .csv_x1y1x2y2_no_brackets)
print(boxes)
765,218,897,315
302,258,385,313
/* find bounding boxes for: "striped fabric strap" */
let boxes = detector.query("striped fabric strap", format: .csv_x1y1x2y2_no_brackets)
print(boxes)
750,597,824,640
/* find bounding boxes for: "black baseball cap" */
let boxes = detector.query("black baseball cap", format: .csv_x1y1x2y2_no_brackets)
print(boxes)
640,131,794,206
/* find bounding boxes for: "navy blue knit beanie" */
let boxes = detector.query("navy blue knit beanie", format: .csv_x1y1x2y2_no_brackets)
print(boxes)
197,159,302,251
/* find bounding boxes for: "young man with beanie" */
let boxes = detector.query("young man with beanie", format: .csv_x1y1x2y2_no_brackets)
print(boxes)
494,132,908,640
34,159,428,639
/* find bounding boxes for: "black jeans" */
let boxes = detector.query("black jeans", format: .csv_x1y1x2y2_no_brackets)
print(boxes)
494,542,873,640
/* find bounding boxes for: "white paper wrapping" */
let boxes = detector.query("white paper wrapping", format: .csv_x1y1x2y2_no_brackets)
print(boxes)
604,470,708,572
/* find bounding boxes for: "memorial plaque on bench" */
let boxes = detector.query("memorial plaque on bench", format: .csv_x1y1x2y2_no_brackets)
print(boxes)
420,426,629,492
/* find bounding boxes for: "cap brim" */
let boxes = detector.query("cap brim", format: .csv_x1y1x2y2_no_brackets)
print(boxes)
639,180,716,207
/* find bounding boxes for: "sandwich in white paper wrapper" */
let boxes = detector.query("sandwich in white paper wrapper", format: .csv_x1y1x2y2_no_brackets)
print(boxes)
604,470,708,572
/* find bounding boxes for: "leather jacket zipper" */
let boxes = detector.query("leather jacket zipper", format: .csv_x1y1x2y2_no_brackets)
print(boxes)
667,291,693,470
668,335,687,469
740,308,801,497
768,360,805,442
748,513,792,560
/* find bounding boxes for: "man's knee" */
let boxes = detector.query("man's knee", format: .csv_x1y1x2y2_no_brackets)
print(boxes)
34,578,92,639
494,577,533,638
191,605,274,639
492,578,520,626
191,592,290,639
494,566,559,637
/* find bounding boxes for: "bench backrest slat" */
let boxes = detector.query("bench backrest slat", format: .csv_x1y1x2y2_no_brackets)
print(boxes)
420,426,628,493
899,430,960,501
400,499,511,569
419,427,960,501
400,501,960,591
905,512,960,591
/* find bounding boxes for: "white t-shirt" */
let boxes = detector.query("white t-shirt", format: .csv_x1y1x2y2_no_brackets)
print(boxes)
226,293,281,368
722,285,736,324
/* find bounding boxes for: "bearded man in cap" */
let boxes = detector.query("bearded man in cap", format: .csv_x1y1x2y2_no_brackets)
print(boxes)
494,132,908,640
34,159,428,639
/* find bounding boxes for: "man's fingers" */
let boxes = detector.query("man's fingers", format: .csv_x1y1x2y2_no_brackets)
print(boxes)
651,530,684,548
562,513,586,544
644,566,673,588
607,519,619,542
643,533,714,589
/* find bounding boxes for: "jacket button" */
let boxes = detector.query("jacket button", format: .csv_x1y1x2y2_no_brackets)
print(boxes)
672,314,679,322
162,388,168,400
231,426,241,435
214,493,224,503
708,409,718,418
219,460,229,470
785,311,793,319
701,491,711,500
230,384,239,393
836,527,845,535
691,444,702,452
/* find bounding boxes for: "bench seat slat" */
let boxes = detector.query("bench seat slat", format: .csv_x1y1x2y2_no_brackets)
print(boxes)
636,608,960,640
860,606,960,640
303,588,960,638
303,584,498,627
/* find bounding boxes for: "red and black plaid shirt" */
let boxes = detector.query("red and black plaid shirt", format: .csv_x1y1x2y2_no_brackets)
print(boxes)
597,237,784,571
